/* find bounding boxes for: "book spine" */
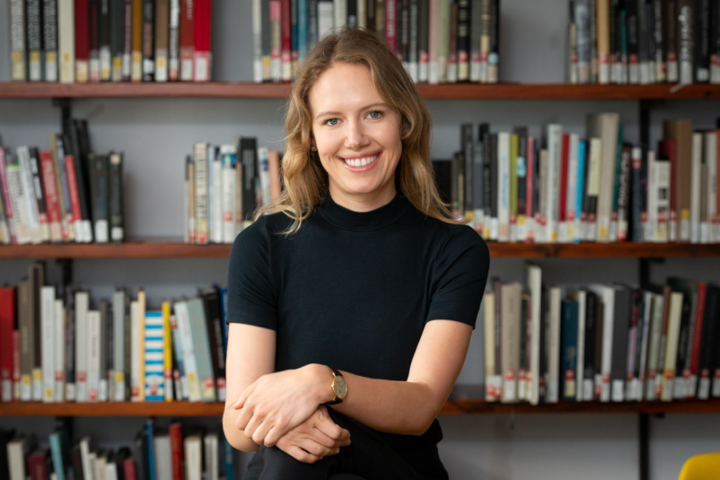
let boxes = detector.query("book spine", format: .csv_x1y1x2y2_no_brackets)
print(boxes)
144,311,165,401
456,0,470,81
566,134,579,242
193,0,212,81
170,317,187,399
64,288,75,401
637,0,649,83
0,288,15,401
100,0,112,80
27,0,43,81
87,309,101,402
28,150,50,242
487,0,499,82
41,286,56,403
64,155,84,242
428,0,439,83
6,159,31,244
678,0,694,84
154,0,170,82
54,299,64,401
696,0,710,82
169,0,180,81
74,292,88,401
408,0,419,82
447,0,458,83
687,283,706,398
609,126,624,240
109,153,124,242
179,0,194,81
89,154,109,243
89,0,100,81
596,0,610,83
194,143,209,244
17,147,42,244
221,150,237,243
131,0,143,81
253,0,263,82
71,121,94,242
271,0,284,81
174,301,201,401
497,132,510,241
141,0,155,81
9,0,26,81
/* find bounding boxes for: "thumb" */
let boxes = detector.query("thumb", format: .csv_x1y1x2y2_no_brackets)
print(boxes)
314,409,343,440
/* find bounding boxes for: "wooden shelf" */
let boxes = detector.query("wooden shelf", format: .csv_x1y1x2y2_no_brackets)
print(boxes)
3,399,720,416
1,82,720,100
1,241,719,259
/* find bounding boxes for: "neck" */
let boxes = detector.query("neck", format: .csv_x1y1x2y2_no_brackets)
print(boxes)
327,184,398,212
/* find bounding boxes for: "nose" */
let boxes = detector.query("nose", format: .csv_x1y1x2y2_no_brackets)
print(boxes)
345,119,369,149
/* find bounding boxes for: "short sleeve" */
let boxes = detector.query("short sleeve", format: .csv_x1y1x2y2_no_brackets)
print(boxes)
226,217,278,330
426,226,490,328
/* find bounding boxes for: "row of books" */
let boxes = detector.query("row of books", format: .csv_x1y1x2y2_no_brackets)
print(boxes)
484,265,720,404
0,262,229,403
437,116,720,243
566,0,720,85
8,0,213,84
0,121,125,245
2,420,236,480
184,140,282,244
252,0,502,84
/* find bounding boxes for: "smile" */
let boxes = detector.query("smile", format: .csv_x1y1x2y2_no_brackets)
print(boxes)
340,152,381,169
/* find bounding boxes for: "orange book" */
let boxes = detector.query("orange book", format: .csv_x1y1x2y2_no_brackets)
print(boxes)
132,0,143,81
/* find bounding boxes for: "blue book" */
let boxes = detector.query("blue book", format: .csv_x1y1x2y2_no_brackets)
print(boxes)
575,140,586,243
561,299,579,401
49,429,71,480
146,419,156,480
215,284,229,356
298,0,309,61
144,311,165,401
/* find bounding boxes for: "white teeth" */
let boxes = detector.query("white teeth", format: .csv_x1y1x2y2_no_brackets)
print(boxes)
344,155,378,167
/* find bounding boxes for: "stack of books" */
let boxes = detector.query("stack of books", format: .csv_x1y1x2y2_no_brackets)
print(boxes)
484,264,720,404
253,0,502,84
0,262,229,404
0,119,125,245
565,0,720,84
434,116,720,243
7,0,213,83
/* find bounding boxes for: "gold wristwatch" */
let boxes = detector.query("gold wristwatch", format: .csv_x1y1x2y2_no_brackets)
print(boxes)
326,366,347,405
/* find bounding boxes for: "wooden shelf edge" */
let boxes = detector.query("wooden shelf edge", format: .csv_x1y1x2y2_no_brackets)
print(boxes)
1,242,719,259
2,83,720,100
3,399,720,416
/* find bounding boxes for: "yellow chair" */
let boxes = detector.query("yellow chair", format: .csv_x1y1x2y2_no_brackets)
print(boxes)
678,453,720,480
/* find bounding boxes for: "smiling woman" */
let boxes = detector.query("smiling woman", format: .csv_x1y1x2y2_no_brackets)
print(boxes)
222,28,490,480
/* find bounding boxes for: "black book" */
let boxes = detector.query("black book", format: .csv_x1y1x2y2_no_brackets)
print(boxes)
645,1,657,81
626,0,639,83
347,0,358,27
583,289,597,398
122,288,132,400
399,0,409,62
631,288,645,399
69,120,93,242
90,0,101,81
514,126,528,225
100,0,112,80
28,148,49,241
89,153,110,243
609,0,616,79
109,152,124,243
473,123,488,228
653,0,664,78
677,0,695,84
110,0,125,82
697,283,719,399
0,428,14,478
450,150,463,218
367,0,376,32
666,277,698,399
238,137,258,223
432,159,452,205
418,0,429,81
72,444,85,480
200,288,226,400
696,0,710,81
64,286,76,399
457,0,470,81
637,0,649,80
538,284,548,401
481,126,492,228
610,286,632,401
104,298,114,401
123,0,133,81
132,430,148,480
487,0,500,83
712,0,720,82
461,123,474,218
26,0,42,81
409,0,419,79
489,133,498,234
43,0,59,82
613,0,624,82
142,0,156,81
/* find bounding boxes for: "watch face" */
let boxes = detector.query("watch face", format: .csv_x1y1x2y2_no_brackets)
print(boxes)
334,375,348,399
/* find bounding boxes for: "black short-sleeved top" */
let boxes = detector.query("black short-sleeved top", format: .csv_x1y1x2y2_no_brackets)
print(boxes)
227,192,490,452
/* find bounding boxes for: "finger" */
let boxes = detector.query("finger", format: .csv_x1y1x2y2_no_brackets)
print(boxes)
264,422,290,448
285,445,322,464
313,411,343,440
246,414,271,445
295,438,331,457
233,383,256,409
303,427,336,449
235,407,254,433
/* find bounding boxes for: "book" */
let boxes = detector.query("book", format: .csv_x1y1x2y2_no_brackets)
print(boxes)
89,154,110,243
193,0,212,81
109,153,124,243
141,0,155,81
26,0,43,81
155,0,170,82
9,0,27,81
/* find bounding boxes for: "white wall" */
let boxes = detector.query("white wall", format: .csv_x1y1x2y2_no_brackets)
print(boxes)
1,1,719,479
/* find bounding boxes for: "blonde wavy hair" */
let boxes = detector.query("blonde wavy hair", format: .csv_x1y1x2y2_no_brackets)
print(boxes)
257,27,459,233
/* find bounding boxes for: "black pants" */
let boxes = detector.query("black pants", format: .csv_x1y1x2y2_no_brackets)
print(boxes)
243,410,449,480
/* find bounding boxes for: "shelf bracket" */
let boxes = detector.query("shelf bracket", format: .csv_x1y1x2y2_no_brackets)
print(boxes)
639,257,664,290
639,413,649,480
52,97,72,137
56,259,73,294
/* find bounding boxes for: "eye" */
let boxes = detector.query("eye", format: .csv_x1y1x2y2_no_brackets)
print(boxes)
368,110,383,119
324,118,339,126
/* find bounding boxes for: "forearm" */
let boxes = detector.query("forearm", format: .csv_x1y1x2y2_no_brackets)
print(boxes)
223,404,260,452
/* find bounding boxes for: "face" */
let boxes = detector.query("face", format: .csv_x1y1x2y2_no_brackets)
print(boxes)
308,62,403,211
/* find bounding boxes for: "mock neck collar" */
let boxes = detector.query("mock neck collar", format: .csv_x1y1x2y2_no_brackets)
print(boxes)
318,191,411,231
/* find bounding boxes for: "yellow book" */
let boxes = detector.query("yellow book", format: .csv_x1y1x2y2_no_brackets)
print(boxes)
510,134,518,241
162,301,174,402
137,289,146,402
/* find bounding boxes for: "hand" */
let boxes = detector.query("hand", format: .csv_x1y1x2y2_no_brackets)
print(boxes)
276,406,351,464
233,365,333,447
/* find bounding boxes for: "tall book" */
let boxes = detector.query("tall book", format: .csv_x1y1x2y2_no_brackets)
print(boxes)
168,0,181,80
173,300,201,401
677,0,694,84
26,0,43,81
0,287,16,402
141,0,155,81
186,298,217,402
179,0,195,81
144,311,165,401
663,120,693,242
587,113,619,242
155,0,170,82
500,282,521,403
560,298,579,401
88,154,110,243
596,0,611,83
99,0,112,80
610,286,631,402
9,0,26,81
110,0,125,81
109,153,124,243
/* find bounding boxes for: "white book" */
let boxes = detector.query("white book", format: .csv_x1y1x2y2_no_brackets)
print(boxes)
131,301,141,402
585,138,602,241
106,463,118,480
645,293,664,401
87,310,101,402
635,291,653,402
545,287,561,403
7,437,29,480
591,284,614,402
221,146,237,244
41,286,56,403
204,433,219,480
497,132,510,241
546,124,562,243
5,163,31,244
705,132,718,243
113,290,126,402
16,147,42,244
184,434,203,480
527,264,542,405
334,0,347,30
75,291,89,402
174,301,202,402
691,133,703,243
58,0,75,83
317,1,334,40
94,454,108,480
428,0,439,84
79,437,94,480
206,146,214,243
211,148,223,244
154,434,172,480
565,133,580,243
654,157,670,242
252,0,262,82
54,299,65,402
661,292,684,401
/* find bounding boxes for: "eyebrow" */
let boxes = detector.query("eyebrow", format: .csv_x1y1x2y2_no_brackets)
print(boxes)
314,103,390,120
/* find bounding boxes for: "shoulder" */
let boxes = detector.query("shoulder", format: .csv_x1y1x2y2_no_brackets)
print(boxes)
230,212,295,261
407,209,490,264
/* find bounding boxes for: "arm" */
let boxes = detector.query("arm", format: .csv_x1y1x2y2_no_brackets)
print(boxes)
235,319,473,444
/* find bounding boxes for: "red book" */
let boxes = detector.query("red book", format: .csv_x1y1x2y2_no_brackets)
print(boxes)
75,0,90,82
280,0,291,81
169,422,183,480
64,155,83,235
559,133,570,231
27,450,50,480
124,457,137,480
193,0,212,82
12,330,20,401
658,140,677,238
39,151,63,242
687,282,707,398
526,136,535,243
179,0,195,81
0,286,15,402
386,0,397,55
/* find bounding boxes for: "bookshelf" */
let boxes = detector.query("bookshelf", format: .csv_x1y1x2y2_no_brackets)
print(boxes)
3,399,720,417
1,82,720,99
1,242,719,259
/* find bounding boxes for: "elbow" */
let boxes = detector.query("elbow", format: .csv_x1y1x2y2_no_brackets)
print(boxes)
408,404,438,436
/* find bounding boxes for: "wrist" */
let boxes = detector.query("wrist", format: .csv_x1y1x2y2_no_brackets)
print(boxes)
304,364,335,404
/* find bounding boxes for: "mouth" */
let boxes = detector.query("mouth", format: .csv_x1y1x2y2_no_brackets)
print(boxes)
339,152,381,170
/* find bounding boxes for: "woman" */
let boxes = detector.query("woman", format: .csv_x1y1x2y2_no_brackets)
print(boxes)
223,27,490,479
